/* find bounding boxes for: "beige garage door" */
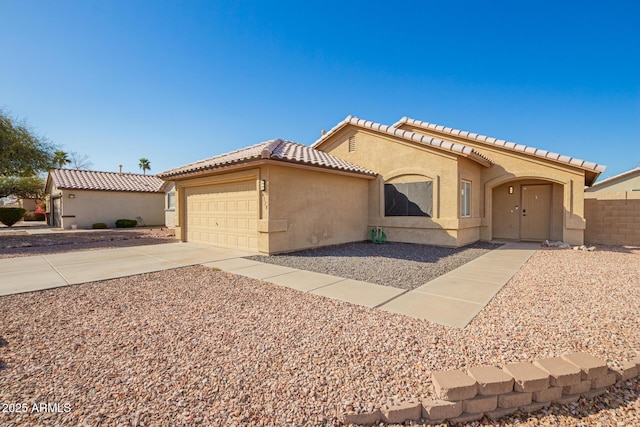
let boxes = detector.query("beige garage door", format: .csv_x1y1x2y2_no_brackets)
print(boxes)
185,180,259,251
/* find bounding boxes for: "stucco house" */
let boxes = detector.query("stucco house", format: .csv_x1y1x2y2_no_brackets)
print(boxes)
45,169,166,229
158,116,605,254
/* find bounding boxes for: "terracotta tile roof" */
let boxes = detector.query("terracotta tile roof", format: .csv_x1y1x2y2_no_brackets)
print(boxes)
393,117,606,174
158,139,376,179
48,169,165,193
312,115,494,167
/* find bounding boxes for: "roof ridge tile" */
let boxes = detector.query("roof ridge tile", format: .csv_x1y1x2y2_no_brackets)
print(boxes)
394,116,605,173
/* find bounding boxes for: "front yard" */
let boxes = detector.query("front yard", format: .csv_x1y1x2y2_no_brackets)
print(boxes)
0,228,176,259
0,244,638,426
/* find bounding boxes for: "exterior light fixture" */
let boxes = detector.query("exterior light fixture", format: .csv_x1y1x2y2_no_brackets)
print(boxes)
508,186,514,194
68,193,76,199
259,180,266,191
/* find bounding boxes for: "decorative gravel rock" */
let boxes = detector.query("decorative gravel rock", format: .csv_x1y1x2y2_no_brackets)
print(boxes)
245,241,502,290
0,245,638,426
0,228,176,259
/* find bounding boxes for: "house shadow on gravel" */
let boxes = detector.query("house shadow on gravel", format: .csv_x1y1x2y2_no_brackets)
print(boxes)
245,241,504,289
259,241,502,263
506,378,639,425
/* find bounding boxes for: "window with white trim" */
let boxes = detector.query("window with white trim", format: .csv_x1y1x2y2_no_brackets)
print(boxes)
461,180,471,218
167,192,176,210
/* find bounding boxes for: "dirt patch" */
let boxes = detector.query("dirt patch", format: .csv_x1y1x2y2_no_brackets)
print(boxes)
0,228,176,258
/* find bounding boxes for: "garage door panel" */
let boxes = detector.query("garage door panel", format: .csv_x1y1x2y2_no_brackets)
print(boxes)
185,180,259,251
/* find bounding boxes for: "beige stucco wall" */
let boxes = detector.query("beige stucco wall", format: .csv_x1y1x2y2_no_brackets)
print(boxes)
317,127,488,247
48,182,165,229
260,163,370,253
20,198,38,211
396,123,591,245
171,163,371,254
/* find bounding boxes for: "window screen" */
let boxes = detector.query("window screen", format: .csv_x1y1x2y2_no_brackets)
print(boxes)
384,181,433,217
167,192,176,210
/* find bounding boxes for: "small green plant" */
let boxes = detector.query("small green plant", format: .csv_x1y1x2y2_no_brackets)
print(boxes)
115,219,137,228
92,222,108,229
0,207,27,227
23,211,46,221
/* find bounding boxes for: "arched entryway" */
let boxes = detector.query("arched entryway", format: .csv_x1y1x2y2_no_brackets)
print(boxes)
491,179,564,241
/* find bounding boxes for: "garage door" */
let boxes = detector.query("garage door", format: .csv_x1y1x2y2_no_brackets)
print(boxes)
185,180,259,251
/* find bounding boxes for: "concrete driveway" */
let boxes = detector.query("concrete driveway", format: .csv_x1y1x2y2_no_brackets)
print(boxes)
0,243,252,296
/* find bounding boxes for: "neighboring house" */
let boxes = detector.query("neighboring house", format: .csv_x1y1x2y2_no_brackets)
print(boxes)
164,181,176,228
585,167,640,195
158,116,605,254
45,169,166,229
19,197,38,211
584,167,640,246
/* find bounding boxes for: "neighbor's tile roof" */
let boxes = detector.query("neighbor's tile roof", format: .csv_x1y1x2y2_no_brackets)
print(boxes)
158,139,376,179
48,169,165,193
393,117,606,173
312,115,494,167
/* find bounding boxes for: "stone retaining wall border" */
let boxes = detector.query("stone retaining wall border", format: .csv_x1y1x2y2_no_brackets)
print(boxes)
341,351,640,425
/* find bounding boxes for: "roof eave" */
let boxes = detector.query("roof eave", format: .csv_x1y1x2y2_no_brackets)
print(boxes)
311,116,353,148
158,156,261,180
314,116,494,167
587,167,640,189
263,158,377,179
159,157,376,181
400,117,605,175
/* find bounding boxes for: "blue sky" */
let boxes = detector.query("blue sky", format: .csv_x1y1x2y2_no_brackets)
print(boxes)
1,0,638,180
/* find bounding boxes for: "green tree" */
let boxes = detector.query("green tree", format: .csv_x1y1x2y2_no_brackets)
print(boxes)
0,175,45,199
0,110,53,200
138,158,151,175
52,150,71,168
0,109,54,176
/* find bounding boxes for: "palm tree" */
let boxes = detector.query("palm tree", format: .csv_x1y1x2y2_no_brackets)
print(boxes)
52,150,70,168
138,158,151,175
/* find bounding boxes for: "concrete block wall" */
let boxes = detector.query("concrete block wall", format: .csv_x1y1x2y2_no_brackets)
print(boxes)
341,352,640,425
584,194,640,246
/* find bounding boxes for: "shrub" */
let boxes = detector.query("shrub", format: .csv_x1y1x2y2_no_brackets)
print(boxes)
23,211,46,221
92,222,108,229
0,207,27,227
115,219,137,228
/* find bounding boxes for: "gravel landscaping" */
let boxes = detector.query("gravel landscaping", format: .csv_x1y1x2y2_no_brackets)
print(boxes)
0,245,638,426
245,241,502,290
0,228,176,259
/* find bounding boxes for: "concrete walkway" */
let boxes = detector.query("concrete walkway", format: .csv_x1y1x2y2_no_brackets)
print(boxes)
1,241,537,328
379,242,538,327
204,242,538,328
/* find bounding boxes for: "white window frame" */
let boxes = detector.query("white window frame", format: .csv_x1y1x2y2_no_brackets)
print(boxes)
166,192,176,210
461,180,472,218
